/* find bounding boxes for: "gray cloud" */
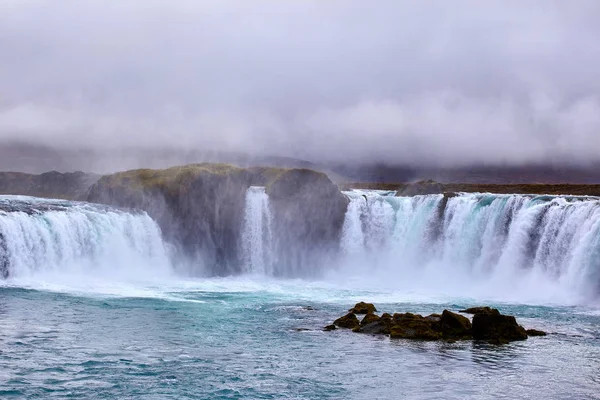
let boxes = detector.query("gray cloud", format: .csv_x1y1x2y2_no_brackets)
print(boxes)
1,0,600,167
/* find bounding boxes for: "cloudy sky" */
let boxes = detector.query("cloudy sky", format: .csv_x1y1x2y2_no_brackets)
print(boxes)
1,0,599,166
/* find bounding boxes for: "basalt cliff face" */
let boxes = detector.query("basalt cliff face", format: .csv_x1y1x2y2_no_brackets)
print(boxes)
86,164,348,275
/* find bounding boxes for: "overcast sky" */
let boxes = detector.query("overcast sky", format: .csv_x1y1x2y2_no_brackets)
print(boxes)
1,0,599,166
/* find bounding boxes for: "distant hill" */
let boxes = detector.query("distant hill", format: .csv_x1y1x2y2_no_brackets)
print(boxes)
2,141,599,184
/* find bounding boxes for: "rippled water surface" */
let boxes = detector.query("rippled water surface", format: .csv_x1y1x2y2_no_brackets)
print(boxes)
1,279,599,399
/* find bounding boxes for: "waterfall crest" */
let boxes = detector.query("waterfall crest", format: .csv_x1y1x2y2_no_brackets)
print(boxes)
0,196,171,280
241,187,274,274
341,190,600,301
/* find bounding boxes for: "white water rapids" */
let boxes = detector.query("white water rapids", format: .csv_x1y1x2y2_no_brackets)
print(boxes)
2,190,600,304
0,196,171,282
339,190,600,303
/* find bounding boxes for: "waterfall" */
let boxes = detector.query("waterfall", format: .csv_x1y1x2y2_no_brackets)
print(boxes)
241,187,274,274
340,190,600,301
0,196,171,280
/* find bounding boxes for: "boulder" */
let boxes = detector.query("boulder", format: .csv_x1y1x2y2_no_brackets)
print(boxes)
333,313,360,329
472,313,528,342
361,313,381,326
390,317,442,340
436,310,473,339
459,306,500,315
357,320,392,335
526,329,547,337
425,313,442,322
350,302,377,314
323,325,337,331
357,312,393,334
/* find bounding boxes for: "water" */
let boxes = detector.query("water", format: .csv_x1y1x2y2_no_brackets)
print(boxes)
241,187,273,275
340,190,600,305
1,280,599,399
1,193,600,399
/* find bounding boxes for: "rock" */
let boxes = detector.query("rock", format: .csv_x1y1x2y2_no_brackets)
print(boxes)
390,318,442,340
437,310,472,339
526,329,547,337
361,313,381,326
393,312,421,322
266,168,349,275
356,312,393,334
459,306,500,315
87,164,348,275
357,320,391,335
350,302,377,314
303,306,315,311
333,313,360,329
425,313,442,322
472,312,528,342
324,324,337,331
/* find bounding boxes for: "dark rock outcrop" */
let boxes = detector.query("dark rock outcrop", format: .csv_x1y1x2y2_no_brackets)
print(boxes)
390,313,442,340
333,313,360,329
472,312,528,343
526,329,547,337
361,313,381,326
437,310,472,339
327,303,542,345
350,302,377,314
460,306,499,315
266,169,349,276
87,164,258,274
86,164,348,275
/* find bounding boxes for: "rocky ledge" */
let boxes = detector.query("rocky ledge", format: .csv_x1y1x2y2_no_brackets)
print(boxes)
326,303,546,345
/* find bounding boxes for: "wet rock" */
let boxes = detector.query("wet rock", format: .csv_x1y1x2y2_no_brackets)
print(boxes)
361,313,381,326
329,304,532,345
350,302,377,314
437,310,473,339
390,317,442,340
526,329,547,337
357,320,391,335
323,324,337,331
356,312,393,334
459,306,500,315
472,312,528,342
425,313,442,322
303,306,315,311
333,313,360,329
393,312,421,322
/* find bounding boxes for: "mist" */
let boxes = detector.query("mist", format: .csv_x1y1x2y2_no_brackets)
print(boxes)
1,0,600,169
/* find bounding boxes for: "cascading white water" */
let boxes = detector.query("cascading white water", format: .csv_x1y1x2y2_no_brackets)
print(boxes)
0,196,171,280
241,187,273,274
340,190,600,303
